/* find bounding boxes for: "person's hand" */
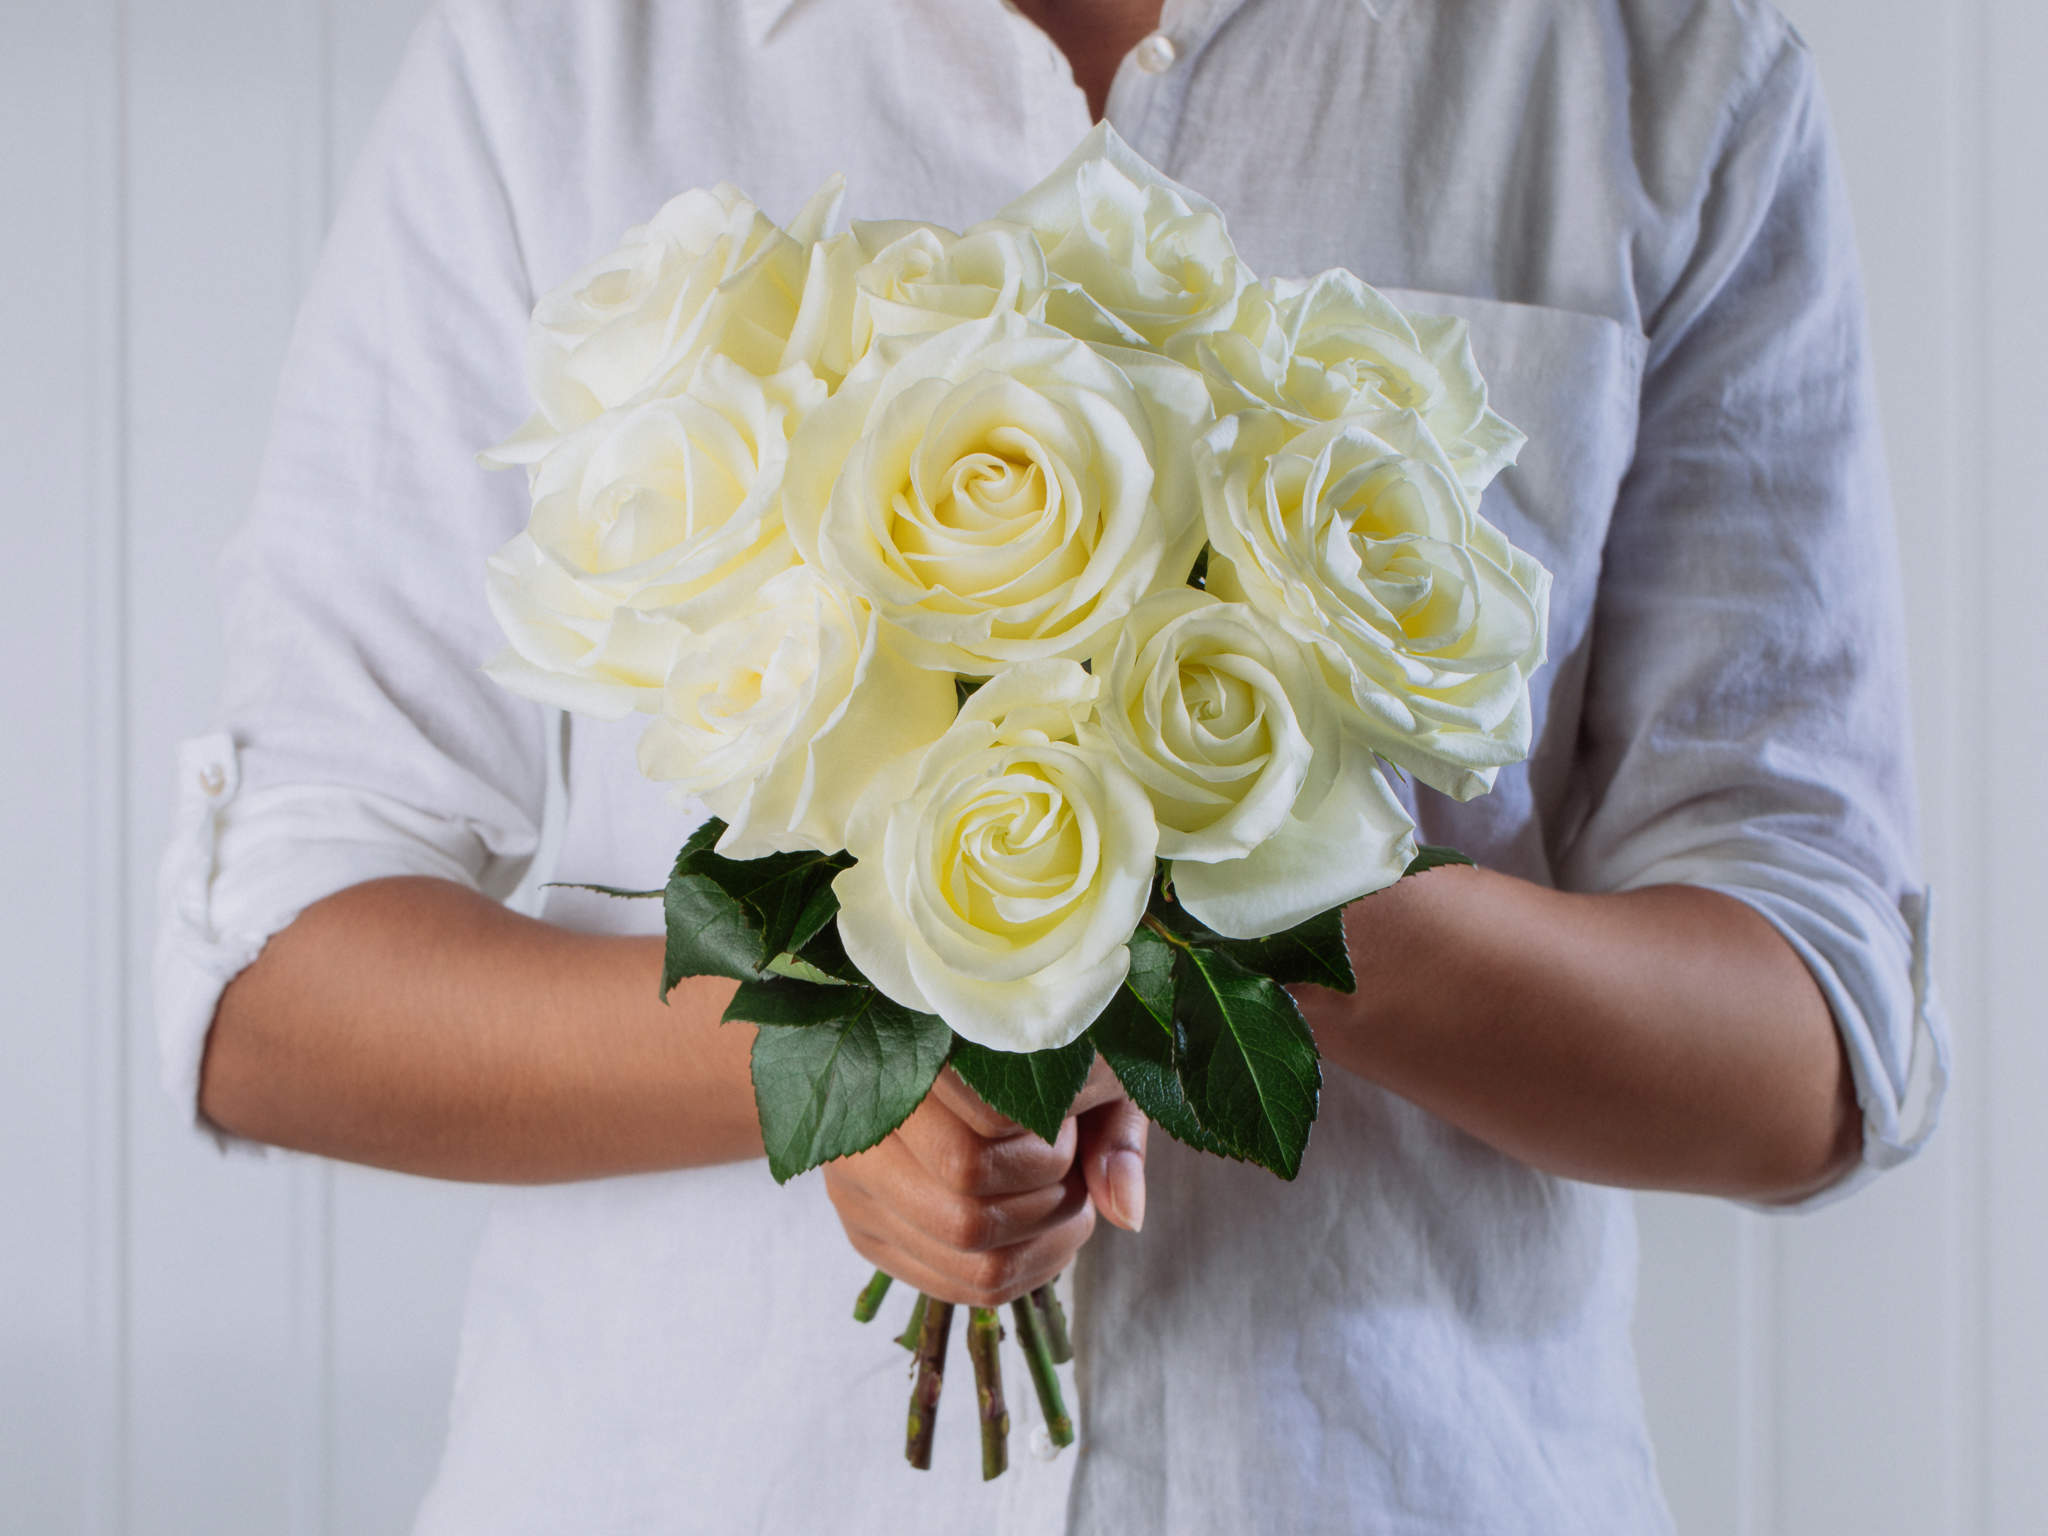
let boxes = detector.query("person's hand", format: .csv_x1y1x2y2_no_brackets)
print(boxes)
821,1055,1149,1307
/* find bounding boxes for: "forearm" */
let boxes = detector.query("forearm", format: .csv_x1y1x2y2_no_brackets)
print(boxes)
201,876,760,1183
1306,866,1863,1203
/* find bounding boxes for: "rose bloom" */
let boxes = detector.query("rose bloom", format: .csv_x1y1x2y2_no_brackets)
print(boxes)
482,355,823,717
1191,270,1525,501
780,309,1213,675
995,121,1250,351
834,661,1157,1052
782,218,1052,385
635,566,953,859
484,177,841,465
1199,407,1550,801
1092,587,1415,937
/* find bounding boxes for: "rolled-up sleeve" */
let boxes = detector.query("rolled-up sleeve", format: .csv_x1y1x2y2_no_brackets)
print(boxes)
1555,36,1949,1212
150,1,552,1157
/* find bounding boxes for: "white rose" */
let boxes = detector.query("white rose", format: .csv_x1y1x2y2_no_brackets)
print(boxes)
784,219,1051,384
484,176,842,465
834,661,1157,1052
1192,271,1526,499
994,122,1251,351
1093,587,1416,937
781,310,1213,674
635,567,955,859
483,355,824,716
1199,409,1551,800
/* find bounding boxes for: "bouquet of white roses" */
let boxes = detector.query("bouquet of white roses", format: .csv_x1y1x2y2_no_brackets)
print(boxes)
479,123,1548,1479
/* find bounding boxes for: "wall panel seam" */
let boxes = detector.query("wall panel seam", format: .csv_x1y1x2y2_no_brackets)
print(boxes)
1961,1,1994,1530
87,0,133,1532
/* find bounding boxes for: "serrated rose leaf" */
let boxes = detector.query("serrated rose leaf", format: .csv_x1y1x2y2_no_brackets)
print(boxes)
949,1034,1098,1145
1172,944,1320,1179
747,995,952,1184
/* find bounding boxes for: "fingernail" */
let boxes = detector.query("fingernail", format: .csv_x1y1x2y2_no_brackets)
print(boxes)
1108,1150,1145,1233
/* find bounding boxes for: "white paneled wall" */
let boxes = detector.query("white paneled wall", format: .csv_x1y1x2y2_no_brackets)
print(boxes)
4,2,2037,1531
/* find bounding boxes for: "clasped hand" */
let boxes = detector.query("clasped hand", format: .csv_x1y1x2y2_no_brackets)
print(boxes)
822,1057,1148,1308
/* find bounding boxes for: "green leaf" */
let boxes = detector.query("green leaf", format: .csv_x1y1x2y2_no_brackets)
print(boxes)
724,977,860,1027
662,862,778,996
728,855,852,957
787,912,866,985
765,952,854,987
1091,988,1236,1160
955,676,985,710
677,816,726,862
681,837,853,959
780,878,844,959
541,882,662,899
748,993,953,1184
948,1033,1098,1145
1148,898,1354,993
1173,943,1321,1179
657,819,858,998
1090,925,1234,1159
1210,907,1354,993
1404,844,1476,877
1123,921,1177,1026
1188,542,1211,590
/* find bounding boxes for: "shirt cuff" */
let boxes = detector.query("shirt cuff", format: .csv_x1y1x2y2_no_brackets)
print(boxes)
1615,846,1950,1215
150,731,512,1159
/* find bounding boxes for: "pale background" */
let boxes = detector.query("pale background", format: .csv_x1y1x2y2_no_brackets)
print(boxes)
4,1,2040,1531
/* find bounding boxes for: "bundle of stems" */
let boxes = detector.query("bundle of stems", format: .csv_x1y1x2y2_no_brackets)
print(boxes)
853,1269,1075,1478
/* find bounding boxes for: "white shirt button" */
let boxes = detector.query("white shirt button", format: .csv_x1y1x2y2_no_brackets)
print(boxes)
198,764,227,798
1133,32,1179,74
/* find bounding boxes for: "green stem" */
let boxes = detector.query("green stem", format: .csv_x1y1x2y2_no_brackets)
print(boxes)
1009,1294,1074,1448
1140,911,1193,951
1031,1281,1074,1365
853,1268,893,1323
966,1307,1010,1480
894,1292,929,1352
905,1297,954,1471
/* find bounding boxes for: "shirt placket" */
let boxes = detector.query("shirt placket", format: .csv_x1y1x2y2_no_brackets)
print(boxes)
989,0,1253,176
1099,0,1253,172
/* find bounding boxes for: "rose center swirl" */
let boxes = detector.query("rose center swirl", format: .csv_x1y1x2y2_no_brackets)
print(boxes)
1300,459,1482,650
880,375,1095,613
932,766,1095,937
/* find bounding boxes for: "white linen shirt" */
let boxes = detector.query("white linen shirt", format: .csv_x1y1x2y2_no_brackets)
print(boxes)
152,0,1951,1530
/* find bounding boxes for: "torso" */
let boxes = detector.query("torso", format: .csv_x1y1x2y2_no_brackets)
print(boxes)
408,1,1823,1529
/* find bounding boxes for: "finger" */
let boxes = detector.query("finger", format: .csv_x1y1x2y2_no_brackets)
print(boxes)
928,1065,1029,1139
1077,1095,1149,1233
828,1146,1091,1257
849,1192,1099,1310
894,1096,1079,1196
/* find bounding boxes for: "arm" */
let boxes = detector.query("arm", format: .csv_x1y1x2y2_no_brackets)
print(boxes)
171,6,1131,1296
1286,30,1941,1212
1292,37,1943,1214
200,876,759,1183
201,873,1147,1296
1292,870,1860,1206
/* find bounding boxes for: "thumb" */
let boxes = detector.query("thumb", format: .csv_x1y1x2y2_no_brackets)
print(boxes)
1078,1097,1149,1233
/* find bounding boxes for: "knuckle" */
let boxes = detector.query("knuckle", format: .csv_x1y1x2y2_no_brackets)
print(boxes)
933,1134,996,1196
962,1248,1020,1306
931,1195,995,1254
